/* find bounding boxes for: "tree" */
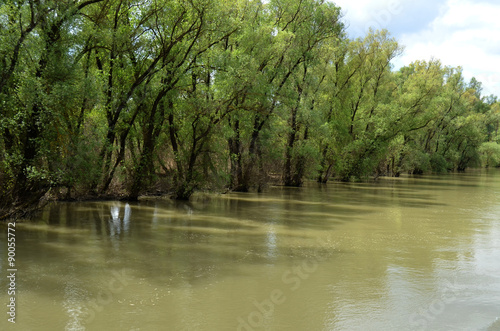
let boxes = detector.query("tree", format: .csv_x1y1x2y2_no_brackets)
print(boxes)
0,0,105,218
317,30,402,181
1,0,499,217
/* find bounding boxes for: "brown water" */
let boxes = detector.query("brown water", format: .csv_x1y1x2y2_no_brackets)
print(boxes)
1,170,500,331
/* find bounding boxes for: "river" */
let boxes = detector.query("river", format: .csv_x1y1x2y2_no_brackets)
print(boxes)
1,170,500,330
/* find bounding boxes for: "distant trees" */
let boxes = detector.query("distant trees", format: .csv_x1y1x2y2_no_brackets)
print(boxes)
1,0,499,218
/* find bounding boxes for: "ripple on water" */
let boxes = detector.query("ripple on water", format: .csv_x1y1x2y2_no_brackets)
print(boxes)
63,281,88,331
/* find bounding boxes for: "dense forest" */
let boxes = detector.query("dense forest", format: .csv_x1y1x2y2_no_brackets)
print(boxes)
1,0,500,218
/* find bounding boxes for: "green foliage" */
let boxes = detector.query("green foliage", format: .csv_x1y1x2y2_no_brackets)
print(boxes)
479,142,500,168
400,148,431,175
0,0,498,214
429,154,449,174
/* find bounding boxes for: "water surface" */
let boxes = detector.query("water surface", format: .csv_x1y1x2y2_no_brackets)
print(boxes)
1,170,500,330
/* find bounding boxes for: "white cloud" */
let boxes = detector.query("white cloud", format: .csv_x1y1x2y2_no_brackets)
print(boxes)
395,0,500,96
333,0,500,97
437,0,497,29
334,0,405,36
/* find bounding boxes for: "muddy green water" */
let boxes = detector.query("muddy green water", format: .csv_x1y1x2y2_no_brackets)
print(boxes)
2,171,500,331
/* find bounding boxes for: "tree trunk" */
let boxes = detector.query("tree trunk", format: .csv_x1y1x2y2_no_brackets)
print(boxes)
283,107,298,186
228,119,246,191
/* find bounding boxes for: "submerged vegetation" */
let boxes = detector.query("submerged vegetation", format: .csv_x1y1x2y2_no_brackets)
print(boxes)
1,0,499,217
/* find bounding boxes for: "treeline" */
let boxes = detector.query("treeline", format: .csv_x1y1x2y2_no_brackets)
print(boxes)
1,0,500,216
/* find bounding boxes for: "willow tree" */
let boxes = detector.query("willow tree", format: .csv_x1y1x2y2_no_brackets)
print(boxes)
390,63,486,174
83,0,202,193
222,0,345,191
0,0,105,218
316,30,402,181
279,0,344,187
127,0,243,200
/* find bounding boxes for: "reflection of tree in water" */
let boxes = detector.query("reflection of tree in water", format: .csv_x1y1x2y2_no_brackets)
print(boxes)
108,203,131,236
107,203,131,250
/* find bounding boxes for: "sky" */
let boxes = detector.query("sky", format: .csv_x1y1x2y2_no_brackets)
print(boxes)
332,0,500,97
